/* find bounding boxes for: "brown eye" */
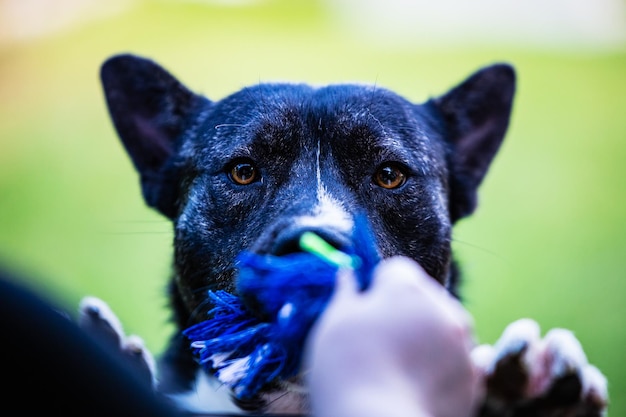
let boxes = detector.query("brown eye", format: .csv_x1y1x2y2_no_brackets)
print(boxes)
230,161,257,185
374,164,407,189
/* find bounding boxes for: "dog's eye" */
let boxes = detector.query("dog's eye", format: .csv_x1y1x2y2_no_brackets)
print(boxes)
229,161,258,185
374,164,407,189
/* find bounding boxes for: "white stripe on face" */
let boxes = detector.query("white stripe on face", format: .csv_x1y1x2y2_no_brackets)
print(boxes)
295,139,353,233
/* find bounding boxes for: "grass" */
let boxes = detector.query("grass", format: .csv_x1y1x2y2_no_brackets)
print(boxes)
0,0,624,414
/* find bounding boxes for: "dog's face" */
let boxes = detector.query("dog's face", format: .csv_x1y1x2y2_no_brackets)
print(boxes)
101,54,514,322
100,54,514,402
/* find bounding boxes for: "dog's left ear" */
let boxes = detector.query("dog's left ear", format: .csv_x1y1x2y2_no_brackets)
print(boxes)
430,64,516,222
100,54,209,219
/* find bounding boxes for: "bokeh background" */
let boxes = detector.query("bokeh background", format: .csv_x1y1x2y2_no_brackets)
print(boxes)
1,0,624,414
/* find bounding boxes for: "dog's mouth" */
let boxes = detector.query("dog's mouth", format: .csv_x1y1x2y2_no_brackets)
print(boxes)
266,224,353,258
183,239,356,400
246,217,379,318
183,217,380,402
234,218,357,322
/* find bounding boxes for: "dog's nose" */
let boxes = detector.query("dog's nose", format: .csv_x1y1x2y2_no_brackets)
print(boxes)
271,227,349,257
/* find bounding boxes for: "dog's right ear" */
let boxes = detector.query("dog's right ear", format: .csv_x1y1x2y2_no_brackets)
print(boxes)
430,64,516,223
100,54,208,219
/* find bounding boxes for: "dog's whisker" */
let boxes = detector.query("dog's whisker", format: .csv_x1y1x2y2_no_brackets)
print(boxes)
262,385,300,410
451,238,511,263
214,123,246,129
113,220,170,224
190,284,214,296
104,231,172,235
187,297,215,325
181,265,234,289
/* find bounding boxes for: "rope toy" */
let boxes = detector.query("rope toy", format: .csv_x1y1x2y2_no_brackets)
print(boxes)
183,217,379,400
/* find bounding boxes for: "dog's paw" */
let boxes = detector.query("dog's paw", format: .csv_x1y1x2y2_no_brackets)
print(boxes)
471,318,608,417
78,296,156,388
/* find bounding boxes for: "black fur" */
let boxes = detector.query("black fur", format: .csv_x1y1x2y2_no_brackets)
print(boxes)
101,54,515,411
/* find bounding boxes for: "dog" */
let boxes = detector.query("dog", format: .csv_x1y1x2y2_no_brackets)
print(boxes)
89,53,608,416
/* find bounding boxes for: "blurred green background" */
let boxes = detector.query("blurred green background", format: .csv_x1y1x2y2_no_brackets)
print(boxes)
0,0,624,414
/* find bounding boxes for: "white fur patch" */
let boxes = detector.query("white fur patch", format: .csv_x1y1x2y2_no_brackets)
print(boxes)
296,185,353,233
295,138,353,233
78,296,157,388
491,318,541,374
470,344,496,375
124,334,157,386
581,364,608,401
167,371,240,414
541,328,588,378
78,296,125,347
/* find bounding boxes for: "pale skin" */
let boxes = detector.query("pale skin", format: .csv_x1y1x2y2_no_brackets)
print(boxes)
304,256,483,417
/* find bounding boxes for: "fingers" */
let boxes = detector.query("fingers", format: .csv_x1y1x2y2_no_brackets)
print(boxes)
309,256,481,417
369,256,474,331
370,256,449,300
330,267,361,301
327,256,474,339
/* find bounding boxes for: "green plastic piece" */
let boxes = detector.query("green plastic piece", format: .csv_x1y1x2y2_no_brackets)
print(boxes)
299,231,359,269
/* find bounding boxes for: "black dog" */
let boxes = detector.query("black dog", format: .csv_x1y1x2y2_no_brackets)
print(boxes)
95,54,607,416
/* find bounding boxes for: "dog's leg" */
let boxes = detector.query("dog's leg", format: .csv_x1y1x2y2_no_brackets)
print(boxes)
78,296,157,389
472,318,608,417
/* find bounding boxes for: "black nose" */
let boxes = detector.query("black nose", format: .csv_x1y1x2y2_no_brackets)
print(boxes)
271,227,350,257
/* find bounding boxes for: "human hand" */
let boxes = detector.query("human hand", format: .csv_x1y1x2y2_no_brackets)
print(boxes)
304,256,482,417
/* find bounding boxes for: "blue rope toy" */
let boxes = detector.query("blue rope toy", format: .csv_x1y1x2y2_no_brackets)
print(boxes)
183,220,379,400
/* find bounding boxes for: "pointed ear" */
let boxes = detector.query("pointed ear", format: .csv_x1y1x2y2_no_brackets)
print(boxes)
431,63,516,222
100,54,208,219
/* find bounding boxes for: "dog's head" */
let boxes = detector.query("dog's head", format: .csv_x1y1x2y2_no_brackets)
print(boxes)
101,53,514,329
